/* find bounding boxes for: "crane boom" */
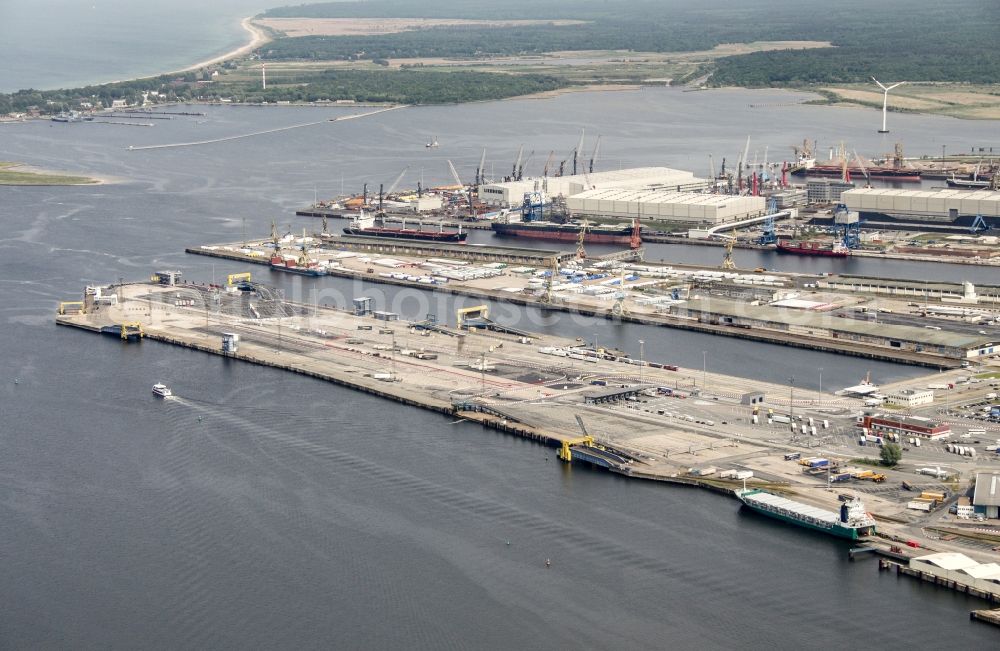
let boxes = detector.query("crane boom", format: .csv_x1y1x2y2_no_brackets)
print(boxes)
446,160,463,187
542,150,555,177
386,166,408,195
512,145,524,179
589,135,601,174
573,128,585,175
477,148,487,184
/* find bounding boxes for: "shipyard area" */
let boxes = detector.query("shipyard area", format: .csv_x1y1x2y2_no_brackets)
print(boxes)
55,136,1000,622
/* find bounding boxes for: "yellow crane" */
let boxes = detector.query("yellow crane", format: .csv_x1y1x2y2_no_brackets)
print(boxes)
721,238,736,270
226,272,251,286
559,415,596,462
576,219,589,260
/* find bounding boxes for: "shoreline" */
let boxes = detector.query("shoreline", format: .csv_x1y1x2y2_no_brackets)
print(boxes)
176,16,271,74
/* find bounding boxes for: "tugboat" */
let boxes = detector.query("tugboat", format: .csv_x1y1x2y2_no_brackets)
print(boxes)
152,383,172,398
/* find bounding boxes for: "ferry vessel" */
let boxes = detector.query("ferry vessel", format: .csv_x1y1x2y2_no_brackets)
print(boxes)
736,488,876,540
152,383,172,398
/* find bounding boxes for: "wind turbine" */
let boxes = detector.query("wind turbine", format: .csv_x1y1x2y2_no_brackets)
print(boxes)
872,76,906,133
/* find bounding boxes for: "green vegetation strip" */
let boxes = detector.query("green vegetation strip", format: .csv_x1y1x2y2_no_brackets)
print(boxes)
0,162,97,186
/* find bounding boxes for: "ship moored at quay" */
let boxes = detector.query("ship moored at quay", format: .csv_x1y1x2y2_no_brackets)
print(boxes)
736,488,877,540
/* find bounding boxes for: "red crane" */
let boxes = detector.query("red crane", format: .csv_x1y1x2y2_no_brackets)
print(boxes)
630,216,642,250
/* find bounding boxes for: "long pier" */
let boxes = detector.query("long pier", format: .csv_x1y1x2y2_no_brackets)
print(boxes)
184,244,964,369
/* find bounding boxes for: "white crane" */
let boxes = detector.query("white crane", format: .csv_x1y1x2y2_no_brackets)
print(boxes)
872,77,906,133
446,160,463,188
573,128,585,176
386,166,409,195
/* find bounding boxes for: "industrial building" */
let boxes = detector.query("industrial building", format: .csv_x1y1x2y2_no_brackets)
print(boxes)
883,388,934,408
859,414,951,440
973,473,1000,519
910,553,1000,597
806,179,854,204
667,297,998,360
815,276,1000,306
841,188,1000,228
565,189,766,225
477,167,709,208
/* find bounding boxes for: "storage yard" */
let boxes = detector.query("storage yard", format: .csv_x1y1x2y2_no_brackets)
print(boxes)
55,274,1000,565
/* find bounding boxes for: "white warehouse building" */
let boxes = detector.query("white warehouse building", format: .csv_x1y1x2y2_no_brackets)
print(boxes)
841,188,1000,228
478,167,709,208
566,189,766,225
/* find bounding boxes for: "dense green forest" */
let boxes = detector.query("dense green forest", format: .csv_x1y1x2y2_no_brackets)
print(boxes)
262,0,1000,85
0,70,568,115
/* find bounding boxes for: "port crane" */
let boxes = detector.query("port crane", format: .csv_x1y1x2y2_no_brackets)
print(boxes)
511,145,524,180
720,237,737,270
572,128,585,176
756,198,779,246
385,166,409,195
589,135,601,174
542,150,555,177
576,219,589,260
446,160,464,188
475,148,487,185
558,415,596,462
517,150,534,181
611,267,631,317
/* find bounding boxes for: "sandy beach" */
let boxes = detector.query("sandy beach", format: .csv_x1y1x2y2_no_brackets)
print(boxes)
176,16,271,73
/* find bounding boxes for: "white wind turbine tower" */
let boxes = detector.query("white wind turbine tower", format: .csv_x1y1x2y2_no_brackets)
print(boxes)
872,76,905,133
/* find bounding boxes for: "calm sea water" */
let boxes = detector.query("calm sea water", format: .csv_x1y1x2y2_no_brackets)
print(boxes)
2,88,999,647
0,0,264,92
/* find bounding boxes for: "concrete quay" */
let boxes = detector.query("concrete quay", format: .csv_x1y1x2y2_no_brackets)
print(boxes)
183,235,1000,368
55,277,1000,565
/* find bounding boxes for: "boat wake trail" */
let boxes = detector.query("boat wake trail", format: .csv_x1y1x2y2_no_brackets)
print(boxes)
160,395,752,596
126,105,407,151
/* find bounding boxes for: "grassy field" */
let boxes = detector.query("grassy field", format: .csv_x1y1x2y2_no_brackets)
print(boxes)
230,38,830,89
0,162,99,185
817,83,1000,120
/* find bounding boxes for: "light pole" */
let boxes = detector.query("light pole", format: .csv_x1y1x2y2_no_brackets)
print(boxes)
818,367,823,406
638,340,645,386
702,350,708,393
789,376,795,432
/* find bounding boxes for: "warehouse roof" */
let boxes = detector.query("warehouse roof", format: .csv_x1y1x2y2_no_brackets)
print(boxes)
973,473,1000,507
819,275,1000,295
842,188,1000,202
480,167,703,192
570,188,764,206
675,298,996,349
913,552,981,571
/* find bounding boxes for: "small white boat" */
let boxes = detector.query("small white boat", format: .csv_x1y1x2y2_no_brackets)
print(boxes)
152,383,172,398
425,137,439,148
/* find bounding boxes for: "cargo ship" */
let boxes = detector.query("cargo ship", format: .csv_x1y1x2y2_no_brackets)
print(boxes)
736,488,876,540
945,175,992,190
775,239,850,257
793,164,921,182
269,256,327,277
491,220,635,245
343,212,467,243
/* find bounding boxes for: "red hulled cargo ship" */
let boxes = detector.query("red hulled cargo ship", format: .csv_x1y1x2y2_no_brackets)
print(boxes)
775,239,851,257
491,220,635,245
